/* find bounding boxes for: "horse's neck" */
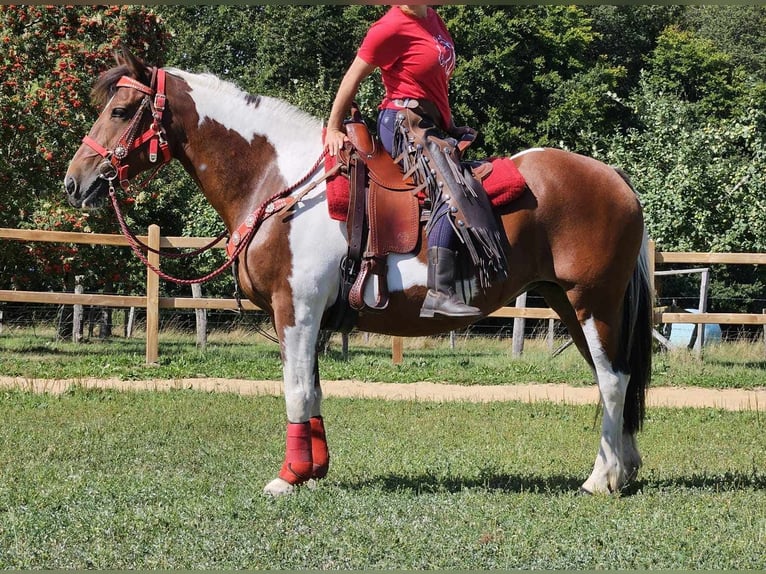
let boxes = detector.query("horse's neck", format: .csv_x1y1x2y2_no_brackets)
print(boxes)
167,71,324,230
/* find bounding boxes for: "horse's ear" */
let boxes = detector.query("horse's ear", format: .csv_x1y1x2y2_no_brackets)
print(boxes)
114,45,152,84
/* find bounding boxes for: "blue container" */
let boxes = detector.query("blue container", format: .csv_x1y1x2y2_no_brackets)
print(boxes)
668,309,722,348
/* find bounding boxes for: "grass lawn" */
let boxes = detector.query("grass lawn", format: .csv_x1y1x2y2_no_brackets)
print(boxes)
1,327,765,389
0,388,764,569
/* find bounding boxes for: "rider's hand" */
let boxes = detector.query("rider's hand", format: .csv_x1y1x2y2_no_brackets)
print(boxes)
324,127,348,157
450,125,477,141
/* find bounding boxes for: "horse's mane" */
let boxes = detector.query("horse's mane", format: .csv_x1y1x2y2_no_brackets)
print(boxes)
90,64,323,134
91,65,131,108
167,68,323,129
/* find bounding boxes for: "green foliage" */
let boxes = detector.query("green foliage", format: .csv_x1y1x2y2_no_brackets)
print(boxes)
601,26,766,310
682,5,766,83
2,6,764,310
586,5,683,88
646,26,740,116
444,5,602,154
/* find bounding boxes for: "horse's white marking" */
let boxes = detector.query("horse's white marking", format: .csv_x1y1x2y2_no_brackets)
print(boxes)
281,179,348,422
580,316,631,493
169,69,324,186
361,253,479,306
198,163,207,172
511,147,545,159
167,71,345,423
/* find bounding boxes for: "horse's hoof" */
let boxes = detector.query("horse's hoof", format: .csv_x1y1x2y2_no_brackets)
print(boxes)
263,477,295,497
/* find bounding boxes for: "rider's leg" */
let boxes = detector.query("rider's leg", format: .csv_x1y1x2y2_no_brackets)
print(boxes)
420,214,481,318
379,108,481,318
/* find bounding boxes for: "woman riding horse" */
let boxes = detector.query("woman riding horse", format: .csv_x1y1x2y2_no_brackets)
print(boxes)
326,5,506,319
65,48,652,496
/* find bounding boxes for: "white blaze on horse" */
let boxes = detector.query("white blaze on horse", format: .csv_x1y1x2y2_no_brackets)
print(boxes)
65,49,653,496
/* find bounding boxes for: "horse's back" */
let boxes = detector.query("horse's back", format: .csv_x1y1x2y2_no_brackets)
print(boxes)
505,148,644,285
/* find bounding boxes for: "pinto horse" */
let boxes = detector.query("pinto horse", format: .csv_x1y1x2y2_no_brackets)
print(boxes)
65,50,652,495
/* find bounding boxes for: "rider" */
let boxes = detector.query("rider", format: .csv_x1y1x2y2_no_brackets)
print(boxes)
325,4,482,319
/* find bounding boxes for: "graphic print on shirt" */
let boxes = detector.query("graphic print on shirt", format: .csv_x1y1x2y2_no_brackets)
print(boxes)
434,34,455,77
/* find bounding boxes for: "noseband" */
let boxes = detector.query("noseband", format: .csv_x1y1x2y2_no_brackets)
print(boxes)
82,67,171,191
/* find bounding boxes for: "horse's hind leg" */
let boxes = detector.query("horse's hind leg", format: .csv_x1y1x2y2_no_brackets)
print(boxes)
539,284,635,493
578,315,634,493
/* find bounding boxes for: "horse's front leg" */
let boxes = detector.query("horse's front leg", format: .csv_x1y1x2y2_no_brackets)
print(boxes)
263,323,330,496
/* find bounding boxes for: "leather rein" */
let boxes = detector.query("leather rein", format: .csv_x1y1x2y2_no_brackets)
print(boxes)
81,67,335,285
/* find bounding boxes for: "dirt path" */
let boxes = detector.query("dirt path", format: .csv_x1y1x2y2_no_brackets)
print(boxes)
0,376,764,411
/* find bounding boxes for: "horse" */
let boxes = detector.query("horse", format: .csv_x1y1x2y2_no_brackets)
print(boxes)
65,49,653,496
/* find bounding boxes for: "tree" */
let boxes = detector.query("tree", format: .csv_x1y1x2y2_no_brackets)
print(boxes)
605,37,766,311
682,5,766,83
0,6,169,292
443,5,605,155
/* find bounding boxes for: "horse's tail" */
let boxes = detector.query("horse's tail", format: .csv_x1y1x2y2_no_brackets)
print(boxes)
616,168,653,434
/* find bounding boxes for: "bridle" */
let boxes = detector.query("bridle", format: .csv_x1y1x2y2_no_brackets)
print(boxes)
82,67,172,191
78,66,335,286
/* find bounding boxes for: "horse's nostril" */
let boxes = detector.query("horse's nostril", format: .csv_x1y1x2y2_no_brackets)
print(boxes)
65,177,78,197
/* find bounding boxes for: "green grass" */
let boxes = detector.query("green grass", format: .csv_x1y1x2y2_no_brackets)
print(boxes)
1,326,764,389
0,388,763,569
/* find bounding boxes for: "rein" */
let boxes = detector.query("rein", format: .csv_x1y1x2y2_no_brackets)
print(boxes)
107,150,331,285
83,66,335,285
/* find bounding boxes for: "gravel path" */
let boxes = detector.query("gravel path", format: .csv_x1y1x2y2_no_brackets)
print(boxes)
1,376,764,411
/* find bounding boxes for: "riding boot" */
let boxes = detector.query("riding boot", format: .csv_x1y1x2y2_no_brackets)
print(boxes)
420,247,482,318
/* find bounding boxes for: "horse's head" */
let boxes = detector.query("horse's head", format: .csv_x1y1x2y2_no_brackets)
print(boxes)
65,48,170,208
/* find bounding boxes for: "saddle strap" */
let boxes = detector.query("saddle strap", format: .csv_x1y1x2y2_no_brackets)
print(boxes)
346,153,367,262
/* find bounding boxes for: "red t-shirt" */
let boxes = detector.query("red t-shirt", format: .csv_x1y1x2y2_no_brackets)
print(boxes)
357,6,455,130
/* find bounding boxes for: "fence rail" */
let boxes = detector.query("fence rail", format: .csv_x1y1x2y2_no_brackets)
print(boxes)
1,226,764,363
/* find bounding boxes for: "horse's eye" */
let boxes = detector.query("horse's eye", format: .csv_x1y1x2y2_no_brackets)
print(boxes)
111,107,128,119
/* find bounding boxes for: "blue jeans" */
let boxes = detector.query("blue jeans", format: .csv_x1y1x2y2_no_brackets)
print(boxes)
378,108,456,250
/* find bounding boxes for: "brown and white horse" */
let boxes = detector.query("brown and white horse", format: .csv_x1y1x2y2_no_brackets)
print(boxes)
65,50,652,495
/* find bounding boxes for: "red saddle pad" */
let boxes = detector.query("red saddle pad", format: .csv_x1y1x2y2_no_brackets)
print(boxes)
325,155,526,222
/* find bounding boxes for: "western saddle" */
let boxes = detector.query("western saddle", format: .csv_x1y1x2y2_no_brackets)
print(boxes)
324,105,493,332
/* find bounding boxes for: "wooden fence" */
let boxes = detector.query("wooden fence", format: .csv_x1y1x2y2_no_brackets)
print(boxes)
1,226,764,363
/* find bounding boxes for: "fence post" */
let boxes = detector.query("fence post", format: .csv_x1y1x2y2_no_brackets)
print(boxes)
648,239,657,322
72,275,84,343
694,268,710,357
512,292,527,358
191,283,207,350
547,318,556,351
392,336,403,364
145,224,160,364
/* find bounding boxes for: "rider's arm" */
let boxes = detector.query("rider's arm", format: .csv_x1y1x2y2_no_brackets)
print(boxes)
325,56,376,156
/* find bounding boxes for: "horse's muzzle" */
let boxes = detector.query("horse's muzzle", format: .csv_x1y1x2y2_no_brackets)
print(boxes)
65,175,106,209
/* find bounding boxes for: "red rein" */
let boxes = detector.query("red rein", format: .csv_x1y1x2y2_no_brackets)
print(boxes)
279,417,330,485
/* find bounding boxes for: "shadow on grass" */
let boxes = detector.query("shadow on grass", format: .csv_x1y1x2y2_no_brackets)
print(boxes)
6,345,69,355
624,469,766,495
340,469,766,496
339,470,584,494
706,359,766,370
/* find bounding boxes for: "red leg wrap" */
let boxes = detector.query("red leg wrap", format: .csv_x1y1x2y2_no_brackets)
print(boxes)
310,416,330,479
278,421,313,485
